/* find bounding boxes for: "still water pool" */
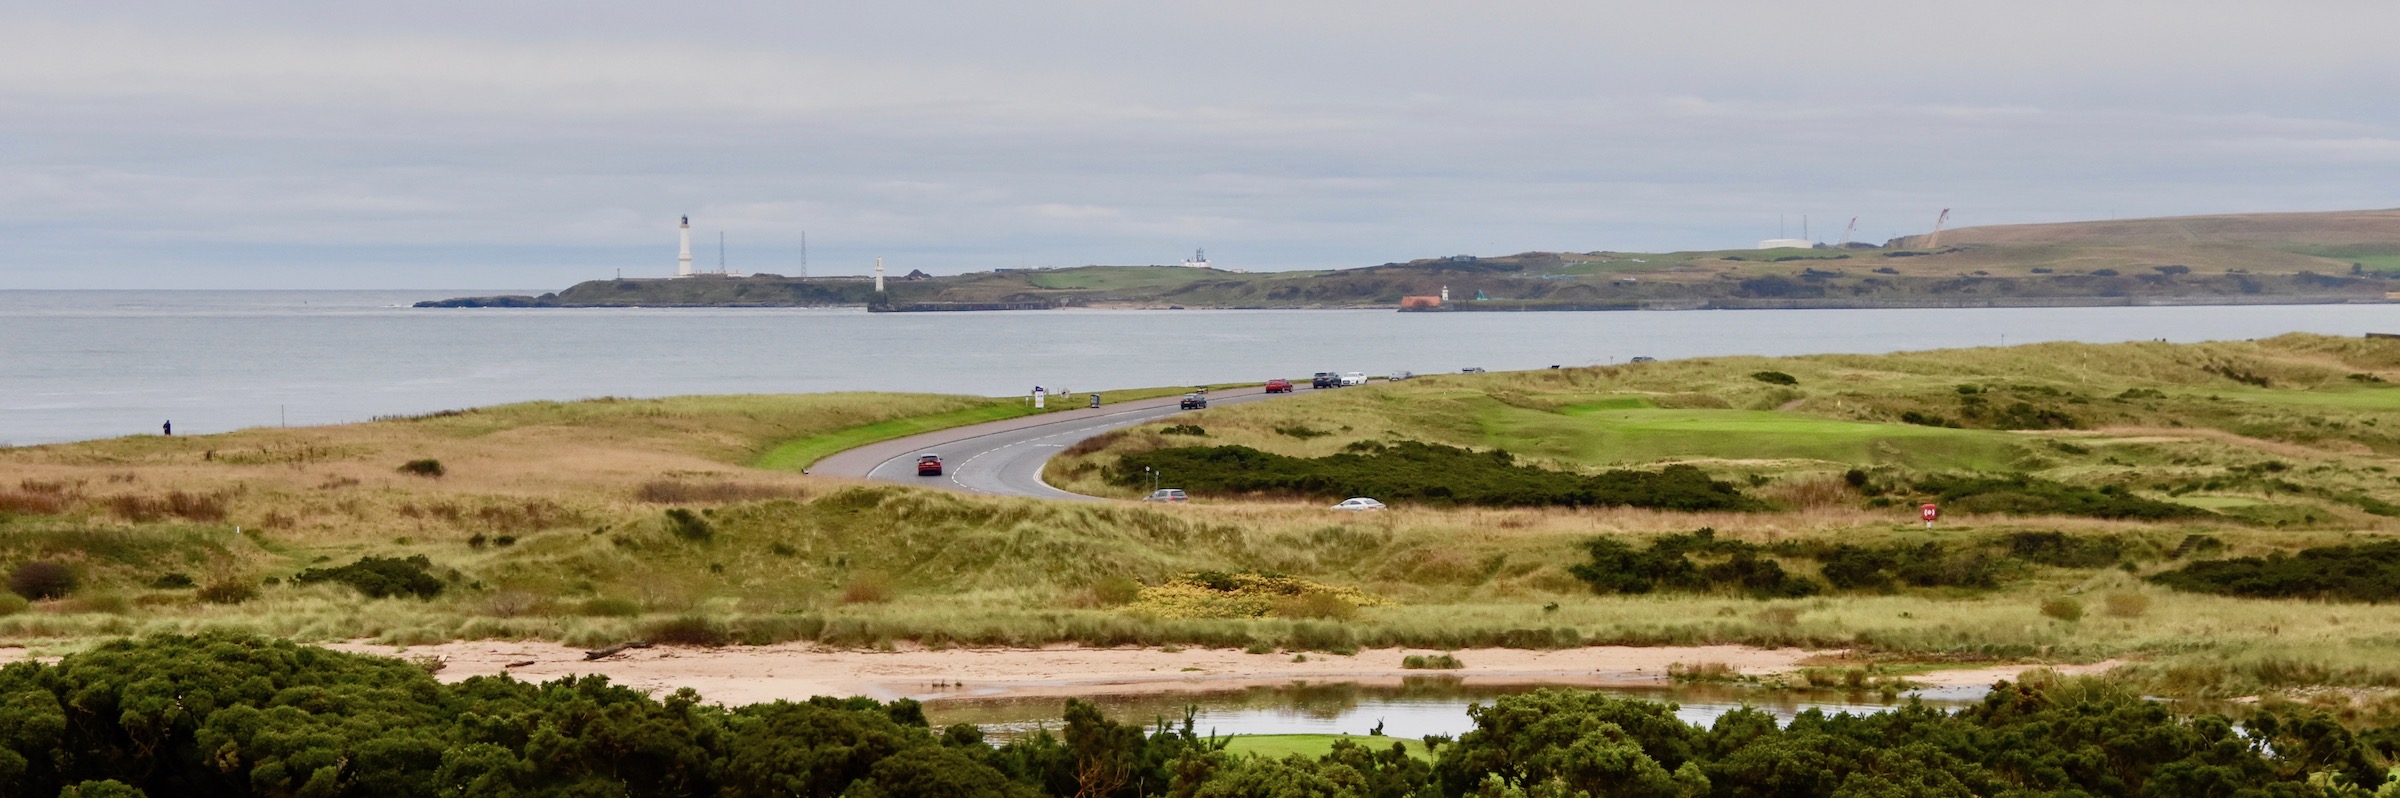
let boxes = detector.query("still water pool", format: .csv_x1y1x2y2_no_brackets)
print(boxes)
922,679,1985,741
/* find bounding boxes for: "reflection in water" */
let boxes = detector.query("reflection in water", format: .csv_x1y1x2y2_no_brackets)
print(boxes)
925,678,1980,742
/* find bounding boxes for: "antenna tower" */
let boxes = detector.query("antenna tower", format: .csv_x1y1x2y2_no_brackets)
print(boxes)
1838,217,1857,248
1927,209,1952,248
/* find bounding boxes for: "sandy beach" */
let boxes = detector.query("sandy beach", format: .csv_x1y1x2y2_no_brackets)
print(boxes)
310,641,2119,706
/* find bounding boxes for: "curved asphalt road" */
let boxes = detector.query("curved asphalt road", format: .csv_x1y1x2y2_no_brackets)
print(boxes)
806,384,1305,499
810,386,1304,501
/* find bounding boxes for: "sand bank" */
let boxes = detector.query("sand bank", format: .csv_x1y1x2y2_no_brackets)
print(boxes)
315,641,2116,706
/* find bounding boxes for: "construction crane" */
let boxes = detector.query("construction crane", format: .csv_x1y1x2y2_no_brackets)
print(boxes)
1926,208,1952,248
1838,217,1858,248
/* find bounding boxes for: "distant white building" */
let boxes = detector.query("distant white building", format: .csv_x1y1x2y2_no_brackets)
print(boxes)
1182,248,1211,269
676,215,694,277
1755,238,1814,250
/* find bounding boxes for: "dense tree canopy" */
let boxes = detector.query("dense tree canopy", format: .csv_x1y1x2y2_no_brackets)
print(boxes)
0,634,2393,797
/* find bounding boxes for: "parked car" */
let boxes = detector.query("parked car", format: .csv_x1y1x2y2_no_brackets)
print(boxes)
1179,393,1208,409
1389,371,1414,381
1330,497,1386,511
1264,378,1294,393
915,455,943,476
1311,372,1341,389
1460,367,1486,373
1340,371,1368,386
1144,488,1189,502
1629,356,1657,363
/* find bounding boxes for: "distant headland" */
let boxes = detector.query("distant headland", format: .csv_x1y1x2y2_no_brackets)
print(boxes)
419,209,2400,311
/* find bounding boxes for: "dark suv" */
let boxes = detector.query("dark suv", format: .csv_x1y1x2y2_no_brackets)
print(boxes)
1311,372,1341,389
1179,393,1208,410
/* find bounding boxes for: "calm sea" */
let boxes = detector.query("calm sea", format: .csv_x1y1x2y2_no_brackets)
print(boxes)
3,290,2394,445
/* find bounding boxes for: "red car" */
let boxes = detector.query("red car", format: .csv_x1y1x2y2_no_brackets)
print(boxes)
916,455,943,476
1265,379,1294,393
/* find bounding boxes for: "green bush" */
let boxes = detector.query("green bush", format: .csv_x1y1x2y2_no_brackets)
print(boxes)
1914,473,2208,521
8,560,77,600
397,458,445,477
1112,442,1756,510
645,614,730,646
1403,653,1464,669
1159,424,1208,436
148,572,196,589
0,634,2387,796
2150,541,2400,602
293,555,445,599
664,508,714,542
1569,529,1821,599
1750,370,1798,386
2039,597,2085,622
196,579,259,605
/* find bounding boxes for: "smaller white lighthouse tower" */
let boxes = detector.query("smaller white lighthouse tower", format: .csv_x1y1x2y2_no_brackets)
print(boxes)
676,215,694,277
874,258,885,293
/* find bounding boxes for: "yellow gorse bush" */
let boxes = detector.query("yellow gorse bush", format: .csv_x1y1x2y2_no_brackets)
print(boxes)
1129,571,1391,619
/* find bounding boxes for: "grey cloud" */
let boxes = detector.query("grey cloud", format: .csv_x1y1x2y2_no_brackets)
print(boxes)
1,2,2395,288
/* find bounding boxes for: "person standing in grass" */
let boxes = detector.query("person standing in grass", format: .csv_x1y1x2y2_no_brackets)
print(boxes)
162,420,172,436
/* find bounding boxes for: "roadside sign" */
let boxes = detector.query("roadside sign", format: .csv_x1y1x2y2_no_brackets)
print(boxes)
1920,503,1939,528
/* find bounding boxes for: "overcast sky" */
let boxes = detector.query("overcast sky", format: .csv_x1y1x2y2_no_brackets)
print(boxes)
4,1,2396,289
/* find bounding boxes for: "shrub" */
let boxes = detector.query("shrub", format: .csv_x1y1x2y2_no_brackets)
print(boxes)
1569,529,1820,598
197,579,260,605
580,596,643,617
398,458,445,478
1271,591,1361,620
1749,370,1798,386
0,593,28,615
645,614,730,646
2040,597,2085,622
1112,441,1756,510
1130,572,1389,618
1090,575,1143,607
1159,424,1208,436
2103,592,2151,618
8,560,77,600
2002,531,2125,568
1913,473,2207,521
1403,653,1464,670
664,508,714,542
468,533,489,549
1272,425,1331,439
150,572,196,589
841,574,894,605
2150,541,2400,602
293,555,445,599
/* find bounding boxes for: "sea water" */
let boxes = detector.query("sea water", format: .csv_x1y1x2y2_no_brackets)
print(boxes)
3,289,2393,445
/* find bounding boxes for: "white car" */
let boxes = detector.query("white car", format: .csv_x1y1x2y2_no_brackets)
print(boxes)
1339,371,1368,386
1330,497,1386,511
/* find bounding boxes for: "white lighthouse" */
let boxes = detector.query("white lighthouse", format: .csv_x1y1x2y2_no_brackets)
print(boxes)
676,215,694,277
874,257,885,293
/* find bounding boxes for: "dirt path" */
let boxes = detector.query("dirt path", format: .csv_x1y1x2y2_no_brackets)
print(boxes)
317,641,2119,706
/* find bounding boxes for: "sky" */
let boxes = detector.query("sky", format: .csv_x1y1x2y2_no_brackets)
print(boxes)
3,1,2397,289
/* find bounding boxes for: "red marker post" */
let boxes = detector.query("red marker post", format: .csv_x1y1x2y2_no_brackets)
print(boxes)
1920,503,1939,529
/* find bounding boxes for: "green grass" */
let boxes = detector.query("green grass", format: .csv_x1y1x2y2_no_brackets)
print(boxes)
1504,403,2023,470
752,403,1041,472
1221,734,1428,760
1020,266,1233,291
